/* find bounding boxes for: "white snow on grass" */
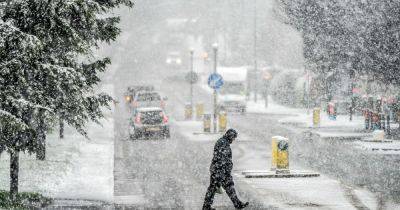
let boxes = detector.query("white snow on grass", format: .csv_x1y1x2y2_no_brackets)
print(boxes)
315,131,372,139
0,84,115,202
354,140,400,154
0,118,114,202
247,96,375,139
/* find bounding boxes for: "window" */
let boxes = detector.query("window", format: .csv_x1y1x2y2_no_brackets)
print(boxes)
220,82,245,95
137,93,161,101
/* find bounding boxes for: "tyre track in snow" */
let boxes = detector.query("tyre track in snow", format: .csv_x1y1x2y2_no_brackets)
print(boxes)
342,184,370,210
113,71,268,209
162,76,278,209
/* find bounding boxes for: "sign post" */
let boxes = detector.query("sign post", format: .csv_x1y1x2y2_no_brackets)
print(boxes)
211,44,220,133
208,72,224,133
185,49,198,121
190,50,194,110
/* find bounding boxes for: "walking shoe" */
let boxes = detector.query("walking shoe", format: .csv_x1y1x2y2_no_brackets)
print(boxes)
235,201,249,209
202,205,216,210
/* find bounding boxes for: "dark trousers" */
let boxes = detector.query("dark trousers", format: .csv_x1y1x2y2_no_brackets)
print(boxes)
203,173,241,209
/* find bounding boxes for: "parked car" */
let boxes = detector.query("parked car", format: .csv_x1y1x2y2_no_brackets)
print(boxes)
129,107,170,139
132,91,167,110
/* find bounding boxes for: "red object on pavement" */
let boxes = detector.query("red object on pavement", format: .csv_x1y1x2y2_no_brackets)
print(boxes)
352,88,361,94
135,113,141,124
328,102,335,115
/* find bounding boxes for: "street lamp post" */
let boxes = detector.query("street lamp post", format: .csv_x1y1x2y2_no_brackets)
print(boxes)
190,49,194,110
212,43,218,133
253,0,258,102
349,69,355,122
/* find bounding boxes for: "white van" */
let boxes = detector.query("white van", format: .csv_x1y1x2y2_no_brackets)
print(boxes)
217,67,248,113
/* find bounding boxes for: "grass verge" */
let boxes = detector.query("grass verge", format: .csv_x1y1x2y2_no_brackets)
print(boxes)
0,190,53,209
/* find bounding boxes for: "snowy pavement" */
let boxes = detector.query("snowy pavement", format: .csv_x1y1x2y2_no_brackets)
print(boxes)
175,118,380,210
189,75,400,208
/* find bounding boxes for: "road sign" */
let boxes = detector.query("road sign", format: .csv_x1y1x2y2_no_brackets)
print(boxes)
207,73,224,90
185,72,198,84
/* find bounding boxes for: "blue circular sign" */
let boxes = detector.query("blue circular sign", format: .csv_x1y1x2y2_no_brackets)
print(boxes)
208,73,224,90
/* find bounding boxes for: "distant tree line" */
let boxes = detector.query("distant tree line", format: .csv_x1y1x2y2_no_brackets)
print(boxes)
277,0,400,98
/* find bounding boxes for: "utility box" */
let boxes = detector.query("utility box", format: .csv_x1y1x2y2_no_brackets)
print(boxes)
373,130,385,141
313,108,321,127
196,103,204,121
218,111,227,132
203,114,211,133
185,103,192,120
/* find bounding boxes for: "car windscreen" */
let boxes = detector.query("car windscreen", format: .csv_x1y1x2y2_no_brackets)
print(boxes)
137,92,161,101
140,111,163,124
168,53,180,58
219,82,245,95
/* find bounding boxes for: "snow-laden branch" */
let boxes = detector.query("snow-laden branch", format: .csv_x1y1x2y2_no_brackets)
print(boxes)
39,63,81,78
9,97,54,114
0,21,41,45
0,109,28,129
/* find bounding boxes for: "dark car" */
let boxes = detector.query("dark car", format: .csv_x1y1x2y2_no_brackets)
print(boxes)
129,107,170,139
132,91,166,110
124,85,154,104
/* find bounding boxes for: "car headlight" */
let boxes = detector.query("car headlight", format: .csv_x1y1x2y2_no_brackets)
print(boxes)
176,59,182,64
166,59,172,64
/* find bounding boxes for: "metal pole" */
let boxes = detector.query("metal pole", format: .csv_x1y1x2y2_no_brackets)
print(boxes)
307,70,311,115
349,70,355,121
190,49,194,110
265,81,269,107
213,44,218,133
253,0,258,102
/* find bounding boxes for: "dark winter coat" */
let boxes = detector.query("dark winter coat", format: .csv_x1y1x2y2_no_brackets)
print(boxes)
209,136,234,185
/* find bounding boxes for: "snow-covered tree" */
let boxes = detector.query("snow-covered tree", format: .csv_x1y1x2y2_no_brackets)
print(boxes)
0,20,52,200
277,0,400,96
0,0,133,200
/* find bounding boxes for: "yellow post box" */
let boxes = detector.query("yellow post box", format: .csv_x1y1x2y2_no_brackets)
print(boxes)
271,136,278,171
276,138,289,173
271,136,289,173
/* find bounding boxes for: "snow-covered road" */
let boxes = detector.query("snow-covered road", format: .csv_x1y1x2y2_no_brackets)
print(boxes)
109,56,399,209
112,63,269,209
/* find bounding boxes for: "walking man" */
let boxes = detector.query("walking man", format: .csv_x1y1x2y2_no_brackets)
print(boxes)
202,129,249,210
